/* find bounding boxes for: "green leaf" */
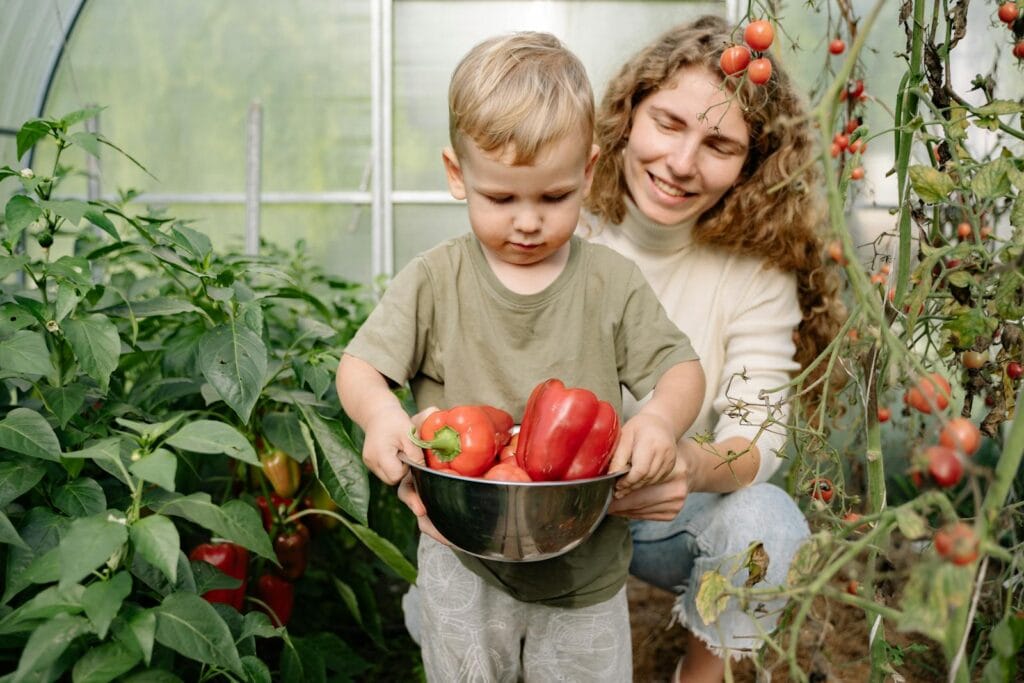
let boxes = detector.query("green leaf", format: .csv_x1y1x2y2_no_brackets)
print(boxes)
695,570,732,626
281,636,327,683
155,593,244,676
942,306,998,352
239,611,282,641
1011,193,1024,229
909,165,956,203
16,119,52,159
63,315,121,391
170,224,213,261
0,459,47,507
894,508,927,540
0,509,29,550
60,106,105,128
68,131,101,158
298,405,369,525
103,297,203,319
71,640,141,683
990,618,1016,658
261,412,314,463
38,198,89,227
198,323,268,423
898,561,974,645
129,449,177,491
121,672,182,683
63,437,133,486
12,613,93,681
5,195,43,237
58,511,129,588
116,414,186,443
0,408,62,462
83,208,120,241
165,419,258,465
129,515,180,584
971,158,1014,199
81,571,132,639
240,655,273,683
0,584,84,632
3,508,69,604
44,255,94,287
786,532,830,587
0,330,56,377
143,492,275,562
332,578,362,627
40,383,88,429
0,300,35,335
131,550,196,598
112,605,156,666
975,100,1024,116
336,520,417,584
53,478,107,517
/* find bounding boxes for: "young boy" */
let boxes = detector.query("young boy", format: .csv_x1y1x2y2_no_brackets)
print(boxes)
336,32,704,681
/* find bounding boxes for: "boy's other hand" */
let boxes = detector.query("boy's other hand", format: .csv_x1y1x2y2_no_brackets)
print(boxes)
362,409,421,485
609,413,677,498
397,473,452,546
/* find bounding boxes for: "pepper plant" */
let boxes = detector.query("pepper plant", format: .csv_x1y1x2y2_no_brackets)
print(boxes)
0,109,417,681
693,1,1023,680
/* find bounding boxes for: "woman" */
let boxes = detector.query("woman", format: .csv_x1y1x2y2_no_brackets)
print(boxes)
586,15,844,682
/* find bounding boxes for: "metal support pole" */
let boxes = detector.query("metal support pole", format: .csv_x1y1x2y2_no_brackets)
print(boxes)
85,106,100,201
245,100,263,256
371,0,394,278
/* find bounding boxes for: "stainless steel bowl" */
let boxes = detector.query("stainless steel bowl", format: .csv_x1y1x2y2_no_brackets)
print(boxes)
402,456,627,562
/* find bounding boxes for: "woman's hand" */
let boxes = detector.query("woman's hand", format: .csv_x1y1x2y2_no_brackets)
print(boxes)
608,445,691,520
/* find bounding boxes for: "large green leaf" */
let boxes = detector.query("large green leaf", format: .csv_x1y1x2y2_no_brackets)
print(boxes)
130,515,180,585
3,508,69,604
39,383,88,429
0,459,47,507
63,437,133,486
0,584,84,633
71,640,141,683
12,613,93,681
0,509,29,550
129,448,177,491
0,408,61,462
198,323,267,423
336,520,416,584
0,330,55,377
165,419,258,465
281,636,327,683
131,550,196,598
971,158,1014,199
53,477,107,517
261,412,314,463
0,300,35,335
908,165,956,203
4,195,42,237
112,605,156,666
103,297,203,319
81,571,132,639
298,405,369,525
155,593,244,676
38,198,89,226
143,492,275,562
16,119,52,159
63,315,121,391
58,512,129,589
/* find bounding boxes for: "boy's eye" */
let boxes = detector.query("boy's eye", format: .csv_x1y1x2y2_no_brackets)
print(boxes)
484,195,512,204
543,193,571,203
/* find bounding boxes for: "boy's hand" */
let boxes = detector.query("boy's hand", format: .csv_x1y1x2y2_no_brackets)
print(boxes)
362,409,422,485
397,473,452,546
609,413,677,498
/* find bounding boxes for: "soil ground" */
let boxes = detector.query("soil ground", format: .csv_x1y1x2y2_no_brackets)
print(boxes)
627,577,946,682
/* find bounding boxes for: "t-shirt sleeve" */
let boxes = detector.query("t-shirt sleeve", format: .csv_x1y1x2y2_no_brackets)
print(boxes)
615,264,699,400
343,258,435,386
712,267,801,483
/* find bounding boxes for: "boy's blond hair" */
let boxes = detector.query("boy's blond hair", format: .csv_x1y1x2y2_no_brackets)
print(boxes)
448,32,594,165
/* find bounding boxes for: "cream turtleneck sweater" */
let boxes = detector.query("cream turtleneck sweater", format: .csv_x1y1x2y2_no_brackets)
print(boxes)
583,200,801,483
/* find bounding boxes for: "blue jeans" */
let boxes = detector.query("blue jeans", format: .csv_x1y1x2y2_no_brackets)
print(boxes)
629,483,809,658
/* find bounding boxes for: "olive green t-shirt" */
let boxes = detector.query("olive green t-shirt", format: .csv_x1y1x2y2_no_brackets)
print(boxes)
345,233,698,607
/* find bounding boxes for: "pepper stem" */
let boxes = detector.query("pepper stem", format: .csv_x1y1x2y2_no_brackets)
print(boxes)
408,425,462,462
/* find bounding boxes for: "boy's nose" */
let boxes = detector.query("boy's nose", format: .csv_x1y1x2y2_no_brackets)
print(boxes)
513,209,542,233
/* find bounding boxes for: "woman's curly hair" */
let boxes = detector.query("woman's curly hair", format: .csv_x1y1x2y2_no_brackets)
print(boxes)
586,14,846,415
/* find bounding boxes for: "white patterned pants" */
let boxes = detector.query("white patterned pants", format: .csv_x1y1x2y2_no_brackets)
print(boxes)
405,535,632,682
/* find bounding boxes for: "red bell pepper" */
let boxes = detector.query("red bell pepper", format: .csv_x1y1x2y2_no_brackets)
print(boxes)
189,542,249,610
256,493,293,531
260,449,301,498
516,379,620,481
411,405,514,477
274,521,311,580
256,573,295,627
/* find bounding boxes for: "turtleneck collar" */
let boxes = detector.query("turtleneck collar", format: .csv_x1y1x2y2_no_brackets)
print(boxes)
619,197,698,254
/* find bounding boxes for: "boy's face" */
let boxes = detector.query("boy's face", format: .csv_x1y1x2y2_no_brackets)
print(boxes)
443,133,599,268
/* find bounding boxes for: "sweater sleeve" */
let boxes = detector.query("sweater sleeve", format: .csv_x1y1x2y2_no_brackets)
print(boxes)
712,266,801,483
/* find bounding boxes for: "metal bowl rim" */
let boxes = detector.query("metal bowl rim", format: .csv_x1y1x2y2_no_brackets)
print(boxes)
400,454,628,487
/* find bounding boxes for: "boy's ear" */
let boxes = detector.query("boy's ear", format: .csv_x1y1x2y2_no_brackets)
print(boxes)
442,147,467,200
582,144,601,196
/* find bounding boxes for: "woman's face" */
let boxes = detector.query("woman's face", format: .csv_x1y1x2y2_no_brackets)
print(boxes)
623,65,750,226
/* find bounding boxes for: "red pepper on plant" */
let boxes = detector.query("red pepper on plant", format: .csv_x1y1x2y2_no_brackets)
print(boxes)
303,481,340,532
256,493,293,531
260,449,302,498
189,542,249,611
411,405,514,477
515,379,621,481
274,521,311,580
256,573,295,627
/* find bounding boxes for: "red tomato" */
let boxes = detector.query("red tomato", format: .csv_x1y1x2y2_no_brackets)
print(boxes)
933,522,979,565
826,240,845,265
847,139,865,154
939,417,981,456
719,45,752,76
925,445,963,488
833,133,849,150
877,407,891,423
1015,41,1024,59
903,373,951,413
1008,361,1023,380
810,477,834,503
845,119,860,134
829,38,846,55
961,350,985,369
830,142,842,158
956,222,972,239
746,58,772,85
846,579,859,595
850,167,865,181
998,1,1020,23
483,460,532,482
744,20,775,51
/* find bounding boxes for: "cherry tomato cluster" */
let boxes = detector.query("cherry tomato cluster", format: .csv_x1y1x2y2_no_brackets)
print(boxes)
719,19,775,85
933,522,979,565
996,2,1024,58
